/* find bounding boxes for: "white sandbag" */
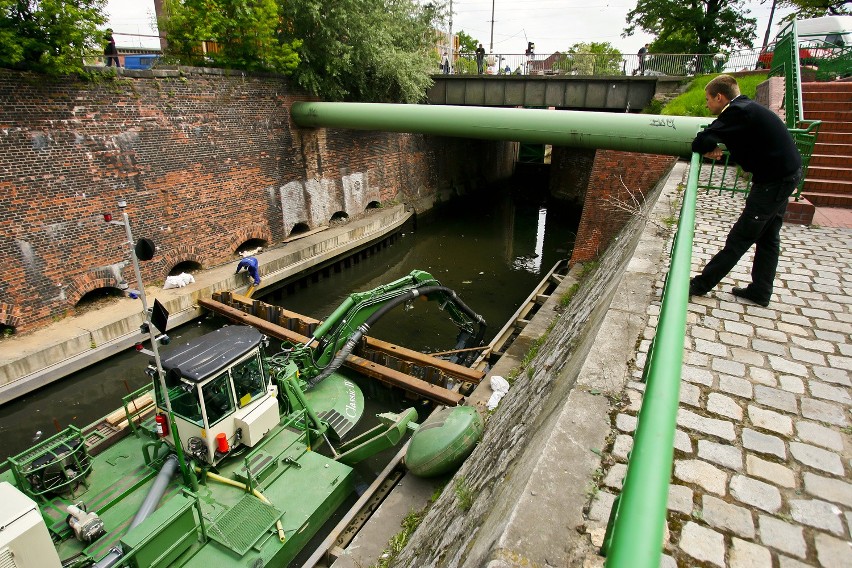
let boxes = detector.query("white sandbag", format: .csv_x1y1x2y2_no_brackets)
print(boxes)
486,375,511,410
163,272,195,289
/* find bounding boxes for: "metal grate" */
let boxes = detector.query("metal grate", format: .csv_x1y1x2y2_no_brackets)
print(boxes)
0,548,16,568
317,409,355,439
206,495,283,555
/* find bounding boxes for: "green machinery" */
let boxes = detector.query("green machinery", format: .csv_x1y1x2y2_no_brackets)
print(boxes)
0,270,486,568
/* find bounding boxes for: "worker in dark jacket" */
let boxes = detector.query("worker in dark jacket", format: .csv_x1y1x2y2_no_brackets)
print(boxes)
689,74,802,307
235,256,261,286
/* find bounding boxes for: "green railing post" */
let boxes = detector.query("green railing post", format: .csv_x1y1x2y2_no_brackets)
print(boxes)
602,153,700,567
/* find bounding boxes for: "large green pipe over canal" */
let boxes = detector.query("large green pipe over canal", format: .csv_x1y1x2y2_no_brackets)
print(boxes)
291,102,712,158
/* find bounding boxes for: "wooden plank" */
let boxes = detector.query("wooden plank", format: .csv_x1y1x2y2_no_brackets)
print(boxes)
199,298,464,406
363,337,484,384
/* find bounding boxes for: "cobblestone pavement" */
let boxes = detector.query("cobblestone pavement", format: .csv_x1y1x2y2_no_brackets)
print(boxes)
594,189,852,567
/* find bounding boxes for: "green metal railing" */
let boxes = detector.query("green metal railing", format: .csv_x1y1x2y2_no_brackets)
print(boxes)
600,153,699,566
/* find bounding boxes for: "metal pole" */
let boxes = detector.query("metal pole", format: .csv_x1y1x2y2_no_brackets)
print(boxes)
448,0,454,74
120,210,172,414
489,0,495,52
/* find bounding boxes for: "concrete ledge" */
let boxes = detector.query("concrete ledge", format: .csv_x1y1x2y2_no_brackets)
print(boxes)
0,206,409,404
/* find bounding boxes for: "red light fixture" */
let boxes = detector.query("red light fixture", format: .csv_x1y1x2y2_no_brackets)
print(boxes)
134,343,144,351
103,213,112,222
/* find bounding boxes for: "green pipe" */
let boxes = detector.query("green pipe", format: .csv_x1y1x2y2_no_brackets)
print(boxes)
603,153,700,567
291,102,711,158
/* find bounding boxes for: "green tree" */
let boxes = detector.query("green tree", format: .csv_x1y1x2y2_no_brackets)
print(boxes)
623,0,757,54
279,0,443,102
556,42,623,75
0,0,107,74
159,0,300,74
779,0,850,17
456,30,479,53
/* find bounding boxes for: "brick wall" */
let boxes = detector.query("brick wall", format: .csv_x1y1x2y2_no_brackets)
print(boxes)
0,68,515,332
570,150,677,263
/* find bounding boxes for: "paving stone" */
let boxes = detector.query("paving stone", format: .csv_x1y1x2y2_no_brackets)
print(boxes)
719,332,749,347
684,351,709,367
801,307,832,320
668,483,693,515
692,326,716,341
681,365,713,386
730,474,782,513
814,329,845,343
777,555,812,568
767,355,809,377
707,393,743,420
724,320,754,336
813,366,851,387
677,409,735,441
697,440,743,471
679,381,701,407
800,398,848,426
711,308,741,321
758,515,807,558
815,532,852,568
678,521,725,567
839,343,852,357
674,429,693,454
746,454,796,488
750,366,777,386
748,405,793,435
615,413,636,433
754,327,789,342
702,494,755,538
781,313,812,326
625,389,643,413
730,347,766,367
814,318,852,334
587,490,616,522
754,385,798,413
612,434,632,461
674,459,727,495
752,338,787,356
719,375,753,399
777,321,809,337
659,554,676,568
803,472,852,507
789,498,845,535
711,357,745,377
744,315,776,329
827,354,852,371
796,337,837,353
729,537,772,568
809,380,852,405
790,347,827,366
742,428,786,459
795,421,844,451
695,338,727,357
603,463,627,489
779,375,805,394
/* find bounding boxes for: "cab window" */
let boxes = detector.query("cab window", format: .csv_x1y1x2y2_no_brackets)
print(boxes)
232,353,266,407
202,372,235,426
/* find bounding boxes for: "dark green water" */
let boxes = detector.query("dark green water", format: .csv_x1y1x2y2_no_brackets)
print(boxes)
0,185,579,463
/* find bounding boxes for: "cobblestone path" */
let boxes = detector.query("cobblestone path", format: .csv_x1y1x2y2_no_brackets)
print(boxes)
595,189,852,567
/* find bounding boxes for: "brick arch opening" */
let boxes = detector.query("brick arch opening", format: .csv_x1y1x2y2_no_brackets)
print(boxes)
0,302,21,332
76,286,125,311
329,211,349,225
235,238,266,256
289,222,310,237
365,201,381,210
168,260,203,276
66,269,124,307
226,224,272,256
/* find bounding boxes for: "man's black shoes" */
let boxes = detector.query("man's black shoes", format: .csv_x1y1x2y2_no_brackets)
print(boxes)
731,287,770,307
688,279,705,298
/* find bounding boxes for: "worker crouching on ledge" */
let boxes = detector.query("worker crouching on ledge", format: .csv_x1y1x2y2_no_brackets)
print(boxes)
236,256,261,286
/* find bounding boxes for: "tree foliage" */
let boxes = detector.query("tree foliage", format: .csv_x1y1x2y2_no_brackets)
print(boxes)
0,0,107,74
279,0,443,102
159,0,300,73
623,0,757,54
554,42,623,75
780,0,850,17
456,30,479,53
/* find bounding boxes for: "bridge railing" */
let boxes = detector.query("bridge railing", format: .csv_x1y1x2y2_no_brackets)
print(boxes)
444,52,756,77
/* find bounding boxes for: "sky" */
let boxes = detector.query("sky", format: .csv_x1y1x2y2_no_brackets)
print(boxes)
106,0,797,55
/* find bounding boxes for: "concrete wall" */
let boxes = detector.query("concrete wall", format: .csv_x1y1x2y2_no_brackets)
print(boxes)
0,68,517,332
395,154,675,568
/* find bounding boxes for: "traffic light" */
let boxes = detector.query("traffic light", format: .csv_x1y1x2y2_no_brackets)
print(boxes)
526,42,535,55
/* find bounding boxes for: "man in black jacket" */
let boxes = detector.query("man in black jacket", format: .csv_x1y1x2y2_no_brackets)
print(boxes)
689,74,802,307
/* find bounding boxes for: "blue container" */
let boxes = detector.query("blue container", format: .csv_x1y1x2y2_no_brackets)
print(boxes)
123,55,159,70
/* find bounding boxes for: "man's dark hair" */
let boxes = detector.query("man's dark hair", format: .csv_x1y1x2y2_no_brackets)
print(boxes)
705,74,740,101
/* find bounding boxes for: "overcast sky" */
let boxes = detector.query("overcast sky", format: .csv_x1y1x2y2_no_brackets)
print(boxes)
106,0,797,55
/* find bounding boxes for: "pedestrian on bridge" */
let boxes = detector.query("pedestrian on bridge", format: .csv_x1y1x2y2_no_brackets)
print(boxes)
441,52,450,74
635,43,649,75
475,44,486,74
688,74,802,307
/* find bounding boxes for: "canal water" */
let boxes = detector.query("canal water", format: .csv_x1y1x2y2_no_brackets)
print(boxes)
0,182,580,463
